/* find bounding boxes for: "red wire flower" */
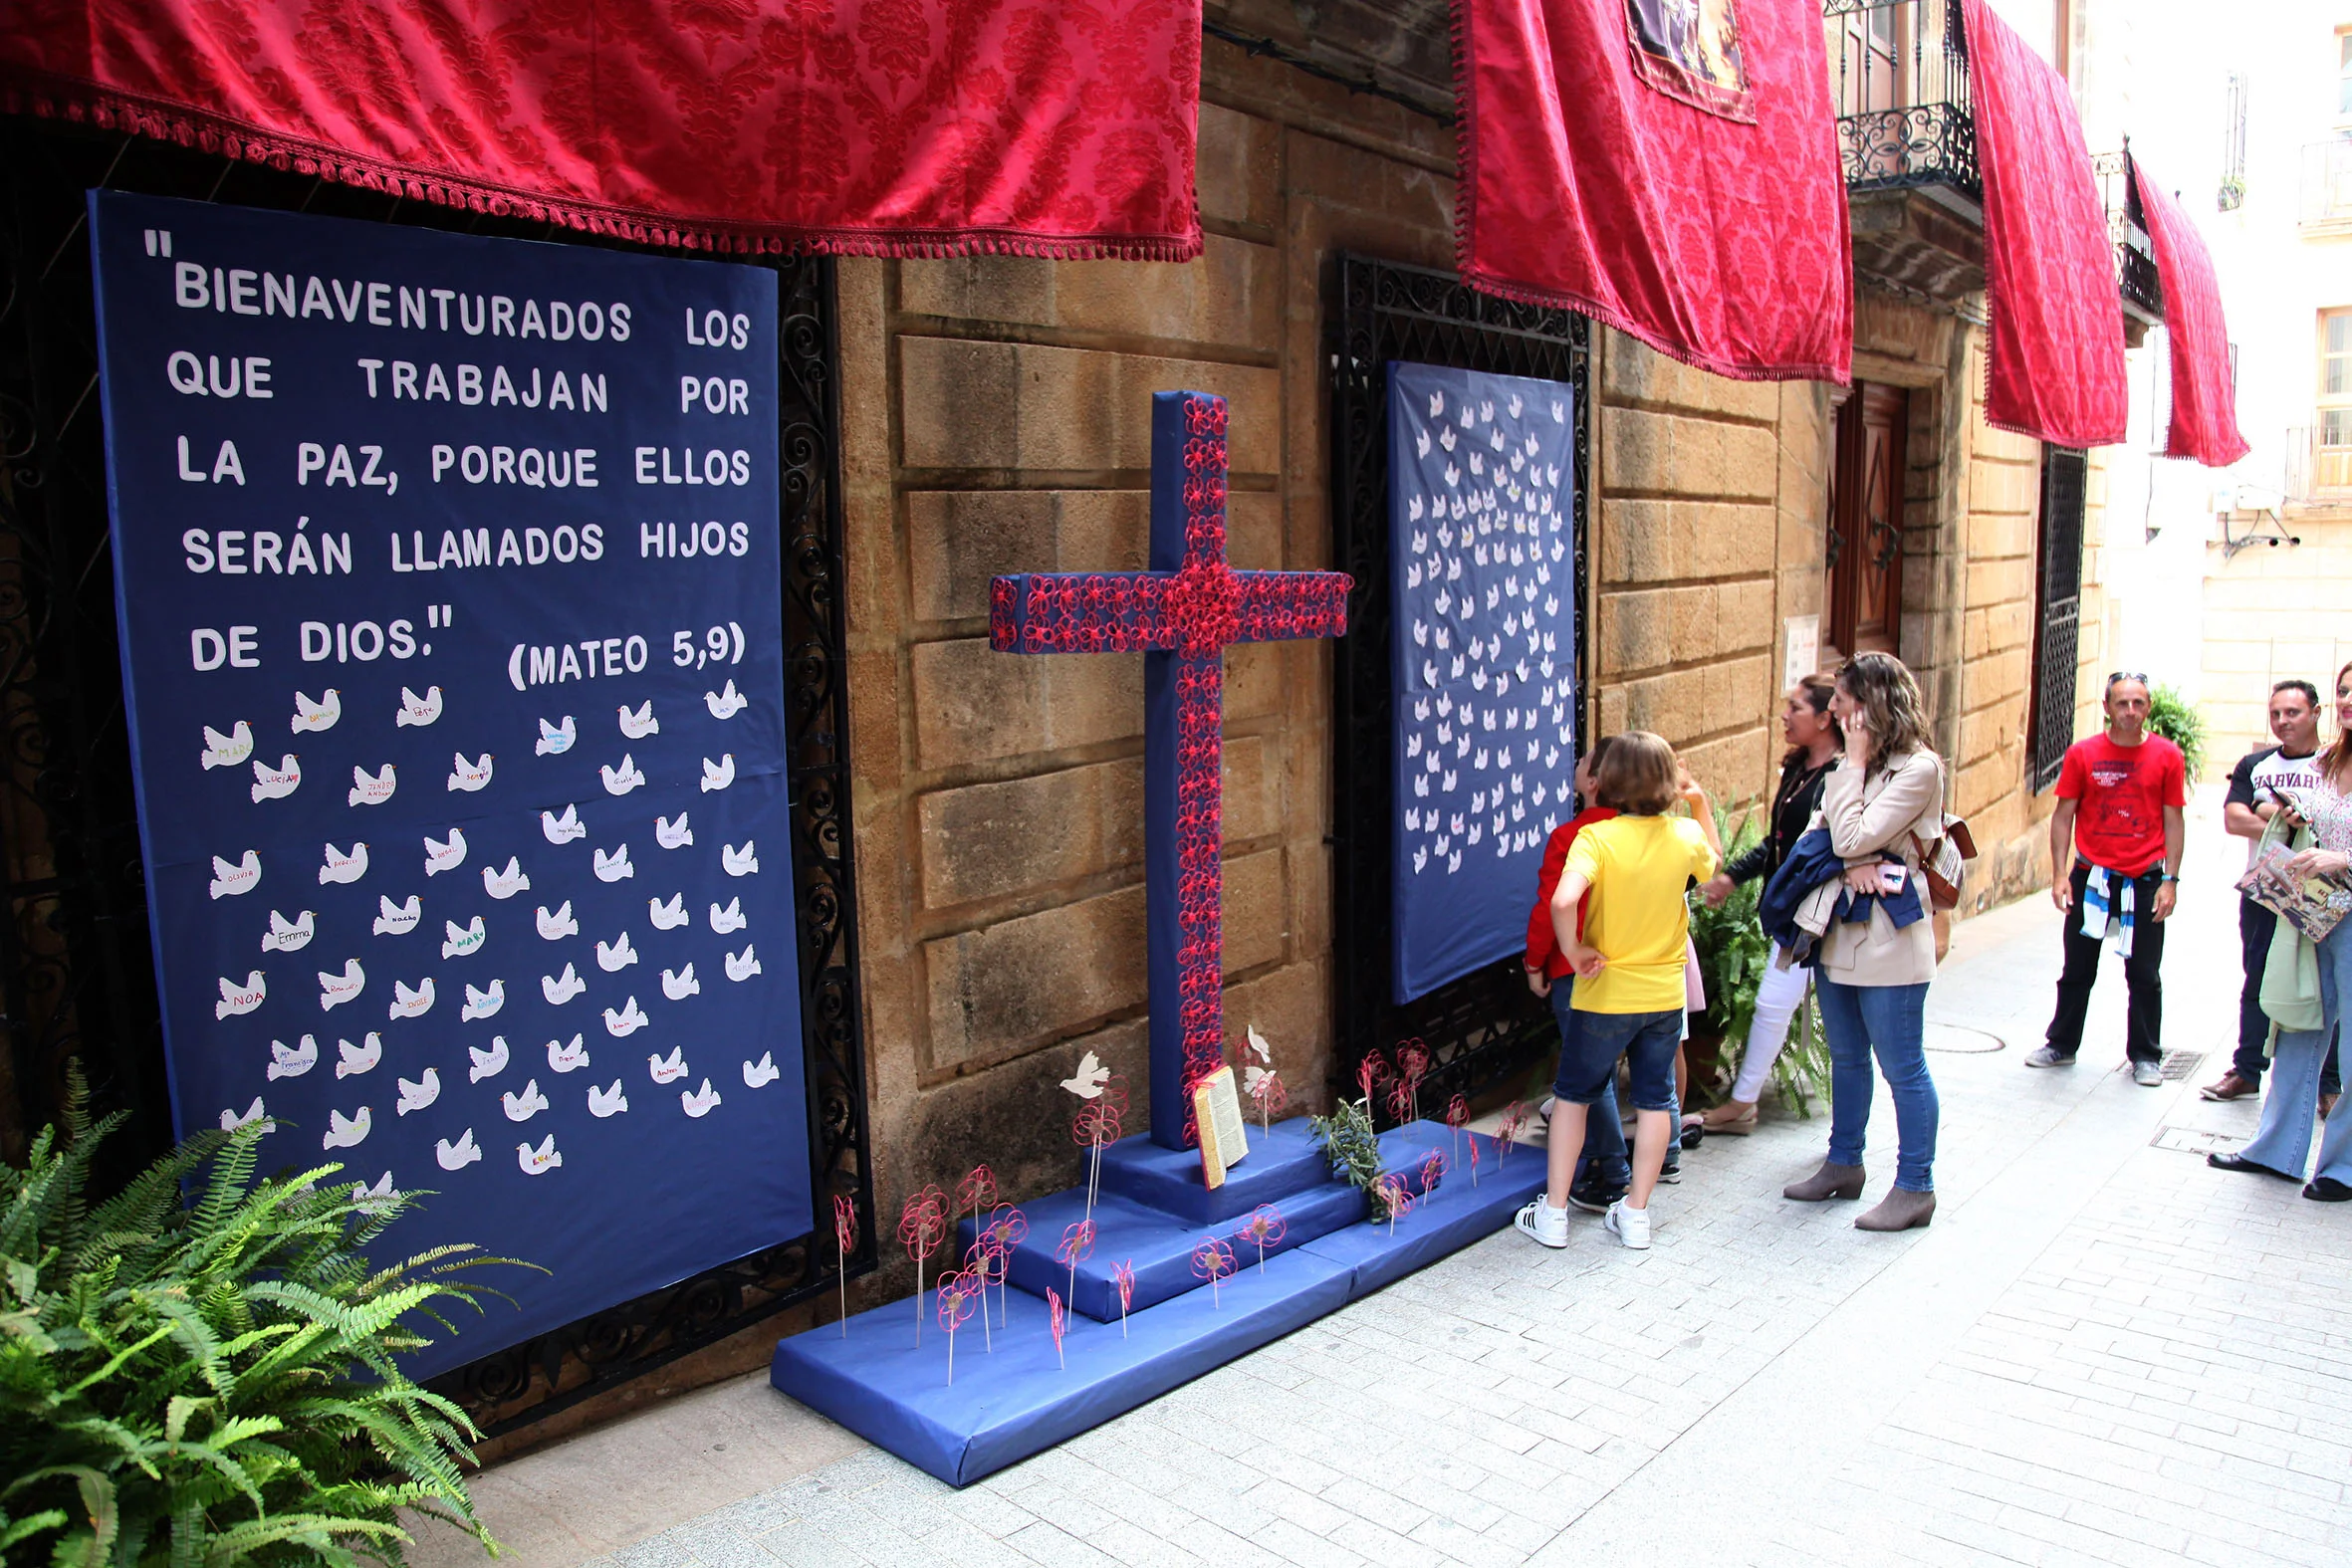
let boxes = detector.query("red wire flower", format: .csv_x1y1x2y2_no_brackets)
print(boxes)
935,1269,979,1333
1234,1204,1288,1271
1385,1076,1415,1125
1048,1286,1067,1368
1113,1259,1136,1315
983,1203,1028,1253
1056,1219,1097,1269
1190,1235,1236,1304
1445,1093,1470,1130
832,1194,855,1256
1375,1173,1414,1228
956,1164,998,1220
1495,1103,1530,1166
1356,1050,1390,1108
1419,1150,1447,1194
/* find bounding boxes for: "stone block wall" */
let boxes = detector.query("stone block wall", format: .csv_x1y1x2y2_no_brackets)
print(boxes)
2199,511,2352,761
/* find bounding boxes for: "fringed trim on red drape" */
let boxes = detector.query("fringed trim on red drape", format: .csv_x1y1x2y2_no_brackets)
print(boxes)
2,72,1206,263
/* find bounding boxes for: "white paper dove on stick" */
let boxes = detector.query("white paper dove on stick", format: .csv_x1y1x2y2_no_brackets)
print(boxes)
1247,1024,1273,1064
1059,1049,1111,1100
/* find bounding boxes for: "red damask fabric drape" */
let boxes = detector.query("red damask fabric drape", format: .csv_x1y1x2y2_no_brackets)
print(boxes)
0,0,1204,259
1961,0,2125,448
2130,154,2248,468
1452,0,1851,384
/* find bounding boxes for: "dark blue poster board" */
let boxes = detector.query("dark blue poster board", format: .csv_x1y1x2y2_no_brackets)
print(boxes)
88,191,810,1377
1386,363,1578,1003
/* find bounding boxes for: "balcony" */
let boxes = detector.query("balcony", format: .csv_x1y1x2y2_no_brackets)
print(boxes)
2302,139,2352,235
1826,0,1986,307
2092,150,2163,349
2285,425,2352,507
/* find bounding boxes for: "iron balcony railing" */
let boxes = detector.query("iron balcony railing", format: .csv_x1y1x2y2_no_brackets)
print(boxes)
2092,150,2164,321
1825,0,1981,202
2286,426,2352,502
2302,139,2352,228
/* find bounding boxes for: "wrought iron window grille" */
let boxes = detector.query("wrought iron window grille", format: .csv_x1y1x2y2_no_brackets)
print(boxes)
0,116,874,1441
2093,148,2164,323
1825,0,1982,204
1328,255,1590,1122
2027,447,2087,794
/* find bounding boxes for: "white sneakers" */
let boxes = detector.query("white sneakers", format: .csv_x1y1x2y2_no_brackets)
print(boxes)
1603,1201,1652,1249
2023,1045,2075,1068
1514,1198,1569,1248
2132,1059,2165,1087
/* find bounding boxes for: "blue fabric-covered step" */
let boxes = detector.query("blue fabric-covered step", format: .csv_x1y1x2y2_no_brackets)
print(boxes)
1091,1115,1334,1225
1298,1127,1548,1296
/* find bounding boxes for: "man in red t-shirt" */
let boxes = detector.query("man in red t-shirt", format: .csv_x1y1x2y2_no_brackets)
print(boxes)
2028,674,2187,1084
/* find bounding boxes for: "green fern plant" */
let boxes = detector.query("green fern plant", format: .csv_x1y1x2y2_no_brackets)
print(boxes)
0,1073,529,1565
1687,804,1830,1117
2144,683,2209,784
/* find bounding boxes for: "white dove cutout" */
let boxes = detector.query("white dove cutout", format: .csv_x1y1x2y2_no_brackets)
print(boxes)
395,1067,440,1115
723,945,762,982
210,850,262,899
389,978,435,1019
542,805,587,844
546,1034,591,1073
460,979,506,1020
699,755,736,792
655,814,693,849
353,1171,399,1211
536,715,577,756
536,901,580,940
660,964,700,1001
648,894,690,931
517,1134,562,1175
617,700,659,739
215,971,266,1019
595,933,638,972
373,894,422,936
436,1129,483,1170
447,753,494,792
481,858,531,900
347,764,397,808
266,1035,318,1080
1060,1048,1111,1100
704,679,747,719
502,1079,550,1121
319,843,368,885
647,1047,687,1084
603,997,650,1036
600,755,647,795
708,898,747,935
742,1052,781,1089
396,686,443,727
219,1096,267,1132
201,719,254,770
322,1106,370,1150
468,1036,510,1083
592,845,634,882
680,1079,722,1118
336,1033,381,1077
423,829,467,876
542,965,587,1005
250,755,301,802
261,909,314,954
720,841,759,877
291,689,341,734
1248,1023,1273,1064
588,1080,628,1117
441,916,487,960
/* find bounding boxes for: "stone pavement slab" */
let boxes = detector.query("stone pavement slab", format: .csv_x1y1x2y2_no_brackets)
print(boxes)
419,792,2351,1567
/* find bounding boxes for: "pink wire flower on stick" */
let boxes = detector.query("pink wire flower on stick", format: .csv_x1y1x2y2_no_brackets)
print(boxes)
1356,1050,1390,1115
1494,1102,1531,1171
1384,1076,1414,1126
1070,1077,1128,1224
1234,1204,1288,1272
1048,1286,1067,1370
935,1269,979,1385
1112,1260,1136,1339
1191,1236,1236,1308
1056,1219,1096,1311
896,1186,947,1345
1419,1150,1447,1199
963,1232,1003,1353
980,1204,1028,1329
831,1194,855,1337
1396,1039,1431,1123
1244,1025,1288,1134
956,1164,998,1245
1445,1093,1470,1168
1468,1131,1482,1189
1375,1174,1414,1236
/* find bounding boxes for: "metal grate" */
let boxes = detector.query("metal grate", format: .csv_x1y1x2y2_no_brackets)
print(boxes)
2158,1049,2206,1081
0,114,874,1441
1824,0,1982,202
2027,447,2086,794
1327,255,1590,1122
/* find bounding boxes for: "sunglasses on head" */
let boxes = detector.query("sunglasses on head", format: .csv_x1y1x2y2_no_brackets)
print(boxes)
2104,671,2149,691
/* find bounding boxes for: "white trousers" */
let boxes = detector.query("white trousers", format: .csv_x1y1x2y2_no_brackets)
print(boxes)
1731,946,1812,1104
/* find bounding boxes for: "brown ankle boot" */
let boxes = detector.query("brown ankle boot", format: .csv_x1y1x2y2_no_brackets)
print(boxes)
1855,1188,1936,1232
1782,1161,1865,1202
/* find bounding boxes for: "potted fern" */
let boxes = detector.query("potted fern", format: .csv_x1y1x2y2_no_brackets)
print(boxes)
1687,807,1831,1115
1,1077,525,1564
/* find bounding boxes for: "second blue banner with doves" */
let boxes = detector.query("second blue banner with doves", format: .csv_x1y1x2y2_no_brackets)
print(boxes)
90,191,811,1377
1386,362,1578,1003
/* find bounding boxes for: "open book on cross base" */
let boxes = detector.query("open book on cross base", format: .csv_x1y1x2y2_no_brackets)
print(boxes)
1192,1064,1251,1188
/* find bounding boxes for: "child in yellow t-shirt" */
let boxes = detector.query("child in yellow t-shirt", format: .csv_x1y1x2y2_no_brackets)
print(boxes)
1516,732,1717,1251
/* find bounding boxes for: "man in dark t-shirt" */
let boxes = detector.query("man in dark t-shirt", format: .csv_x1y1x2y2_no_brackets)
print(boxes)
2027,675,2186,1085
2205,680,2340,1106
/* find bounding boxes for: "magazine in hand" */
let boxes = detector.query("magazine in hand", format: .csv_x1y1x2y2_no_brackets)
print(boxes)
2236,793,2352,941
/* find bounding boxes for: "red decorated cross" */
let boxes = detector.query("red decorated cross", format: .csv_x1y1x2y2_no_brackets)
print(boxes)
991,390,1350,1149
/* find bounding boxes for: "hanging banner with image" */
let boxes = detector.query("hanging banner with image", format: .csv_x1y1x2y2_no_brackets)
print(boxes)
1387,362,1578,1003
88,191,810,1378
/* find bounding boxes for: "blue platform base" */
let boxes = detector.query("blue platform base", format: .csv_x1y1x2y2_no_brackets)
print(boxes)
772,1122,1546,1485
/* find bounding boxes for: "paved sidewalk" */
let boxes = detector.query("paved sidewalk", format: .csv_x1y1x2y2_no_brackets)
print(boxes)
425,796,2352,1567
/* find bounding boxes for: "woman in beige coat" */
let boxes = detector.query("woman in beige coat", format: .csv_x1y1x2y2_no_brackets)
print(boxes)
1782,652,1945,1232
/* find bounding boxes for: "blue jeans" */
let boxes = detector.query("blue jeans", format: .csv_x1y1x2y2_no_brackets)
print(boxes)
2240,919,2352,1184
1548,982,1680,1184
1552,1001,1680,1111
1817,977,1938,1193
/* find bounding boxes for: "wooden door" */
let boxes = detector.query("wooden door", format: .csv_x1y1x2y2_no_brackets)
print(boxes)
1826,382,1909,658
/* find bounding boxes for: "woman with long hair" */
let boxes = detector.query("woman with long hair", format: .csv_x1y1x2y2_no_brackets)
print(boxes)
1781,652,1946,1231
2217,659,2352,1201
1696,675,1844,1133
